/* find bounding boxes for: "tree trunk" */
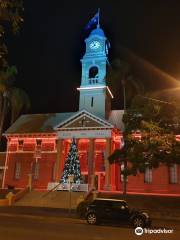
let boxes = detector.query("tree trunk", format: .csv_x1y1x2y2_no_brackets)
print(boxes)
122,159,127,195
0,92,8,140
0,92,3,118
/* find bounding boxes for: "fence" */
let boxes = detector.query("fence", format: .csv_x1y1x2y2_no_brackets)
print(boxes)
47,182,88,192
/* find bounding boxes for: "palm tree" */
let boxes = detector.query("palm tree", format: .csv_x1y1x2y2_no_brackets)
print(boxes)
107,59,144,195
107,59,144,108
0,66,30,141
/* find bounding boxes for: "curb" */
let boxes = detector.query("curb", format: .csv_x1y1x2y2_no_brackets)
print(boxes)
0,206,180,223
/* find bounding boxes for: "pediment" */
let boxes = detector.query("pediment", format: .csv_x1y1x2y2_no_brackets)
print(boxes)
54,110,113,130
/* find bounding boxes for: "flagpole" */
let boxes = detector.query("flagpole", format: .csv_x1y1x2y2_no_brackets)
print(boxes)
97,8,100,28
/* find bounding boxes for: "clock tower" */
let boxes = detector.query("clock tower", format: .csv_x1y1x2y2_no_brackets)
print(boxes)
78,25,113,119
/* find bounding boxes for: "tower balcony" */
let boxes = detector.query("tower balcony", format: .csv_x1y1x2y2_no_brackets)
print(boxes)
89,77,99,84
88,78,105,85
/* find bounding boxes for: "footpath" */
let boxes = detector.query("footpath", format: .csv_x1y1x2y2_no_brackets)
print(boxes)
0,206,77,218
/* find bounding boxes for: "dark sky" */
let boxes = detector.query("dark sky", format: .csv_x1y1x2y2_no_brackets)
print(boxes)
8,0,180,114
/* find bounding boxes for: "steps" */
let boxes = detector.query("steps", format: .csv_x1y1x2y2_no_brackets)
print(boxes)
14,190,86,209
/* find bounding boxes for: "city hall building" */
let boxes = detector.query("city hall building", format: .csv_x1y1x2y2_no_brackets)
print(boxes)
1,23,180,194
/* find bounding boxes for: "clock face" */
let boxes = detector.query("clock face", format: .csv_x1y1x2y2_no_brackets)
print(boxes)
89,41,101,50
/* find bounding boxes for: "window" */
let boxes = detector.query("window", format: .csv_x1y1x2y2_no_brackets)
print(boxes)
112,201,127,209
32,162,40,180
36,139,42,147
169,164,178,184
89,66,98,78
18,140,24,151
100,151,105,171
91,97,94,107
14,162,21,179
35,139,42,158
89,66,99,84
144,167,152,183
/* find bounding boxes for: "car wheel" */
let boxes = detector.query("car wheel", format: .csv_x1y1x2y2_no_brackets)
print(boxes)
132,216,145,228
87,213,97,225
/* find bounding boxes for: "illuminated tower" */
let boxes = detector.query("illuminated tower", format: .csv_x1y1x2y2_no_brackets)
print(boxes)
78,25,113,119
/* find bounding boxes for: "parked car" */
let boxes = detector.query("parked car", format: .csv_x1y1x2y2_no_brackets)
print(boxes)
85,198,151,228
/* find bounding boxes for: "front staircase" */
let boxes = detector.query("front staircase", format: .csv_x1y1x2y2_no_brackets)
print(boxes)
14,190,86,209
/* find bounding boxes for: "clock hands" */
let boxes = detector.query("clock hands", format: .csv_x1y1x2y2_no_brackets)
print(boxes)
90,41,100,49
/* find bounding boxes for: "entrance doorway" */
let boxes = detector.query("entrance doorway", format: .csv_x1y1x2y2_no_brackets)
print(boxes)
81,172,105,191
95,172,105,191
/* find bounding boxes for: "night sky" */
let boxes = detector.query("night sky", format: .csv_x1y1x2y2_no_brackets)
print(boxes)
8,0,180,114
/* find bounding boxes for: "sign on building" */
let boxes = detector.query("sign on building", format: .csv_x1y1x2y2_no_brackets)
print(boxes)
58,130,112,139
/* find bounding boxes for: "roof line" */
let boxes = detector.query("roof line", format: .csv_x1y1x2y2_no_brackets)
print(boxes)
54,109,114,130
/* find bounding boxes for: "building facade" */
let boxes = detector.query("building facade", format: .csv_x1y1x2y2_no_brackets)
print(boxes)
1,24,180,194
0,153,6,188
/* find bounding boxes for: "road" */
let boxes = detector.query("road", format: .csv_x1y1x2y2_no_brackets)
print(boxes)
0,213,179,240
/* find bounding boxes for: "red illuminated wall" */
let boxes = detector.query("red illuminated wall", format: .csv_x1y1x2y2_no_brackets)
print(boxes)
2,134,180,195
3,136,57,190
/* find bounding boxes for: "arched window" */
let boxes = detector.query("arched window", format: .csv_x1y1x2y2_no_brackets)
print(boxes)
89,66,98,84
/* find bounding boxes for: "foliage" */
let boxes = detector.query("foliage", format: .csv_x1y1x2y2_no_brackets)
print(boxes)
0,1,30,149
61,139,82,184
107,59,144,107
0,66,30,142
0,0,23,68
108,95,180,193
124,95,180,134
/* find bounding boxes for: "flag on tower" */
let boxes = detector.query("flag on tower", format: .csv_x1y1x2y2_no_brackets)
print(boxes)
85,10,100,30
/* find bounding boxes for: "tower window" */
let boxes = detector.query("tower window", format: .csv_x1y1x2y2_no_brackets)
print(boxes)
91,97,94,107
89,66,98,84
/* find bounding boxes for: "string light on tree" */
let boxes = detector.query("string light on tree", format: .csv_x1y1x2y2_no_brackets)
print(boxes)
60,138,81,184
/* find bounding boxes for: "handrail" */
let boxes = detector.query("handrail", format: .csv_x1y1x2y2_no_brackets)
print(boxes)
42,182,61,198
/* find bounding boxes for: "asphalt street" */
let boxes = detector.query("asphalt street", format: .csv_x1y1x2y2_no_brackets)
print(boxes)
0,213,179,240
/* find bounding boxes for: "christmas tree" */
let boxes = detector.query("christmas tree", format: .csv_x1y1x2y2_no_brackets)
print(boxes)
61,138,81,184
